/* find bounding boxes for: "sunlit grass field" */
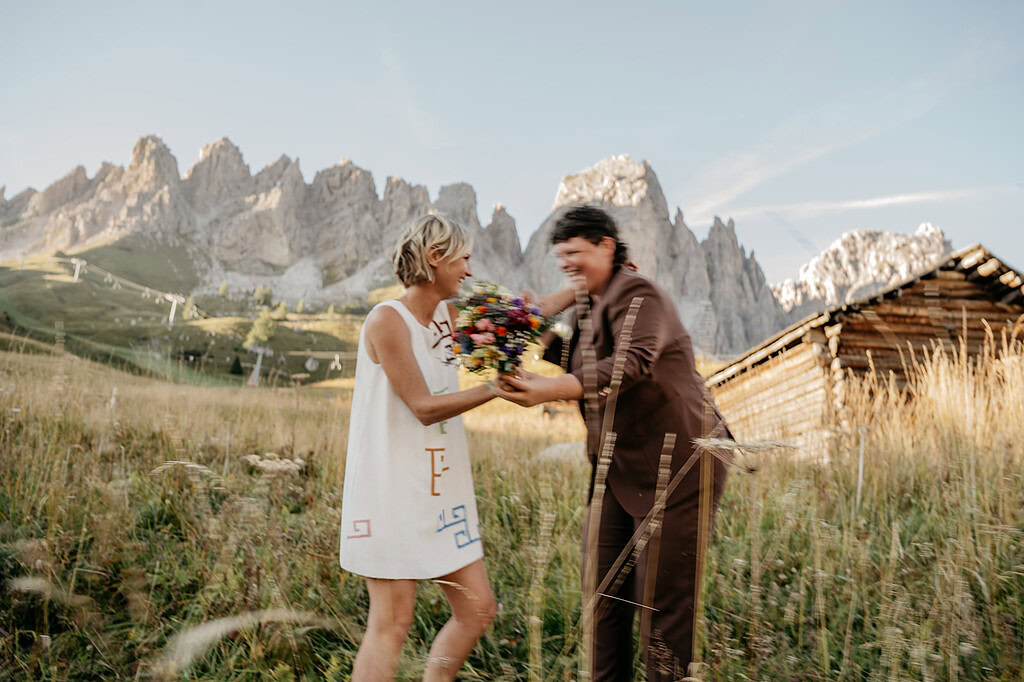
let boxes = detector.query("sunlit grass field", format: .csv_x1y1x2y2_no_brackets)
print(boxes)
1,327,1022,680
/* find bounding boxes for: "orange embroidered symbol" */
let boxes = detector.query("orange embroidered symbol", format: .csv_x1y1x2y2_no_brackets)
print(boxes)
427,448,449,496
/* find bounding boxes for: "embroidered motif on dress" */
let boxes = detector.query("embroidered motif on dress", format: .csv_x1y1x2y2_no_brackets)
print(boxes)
346,519,371,539
430,319,456,363
437,504,480,549
427,448,449,496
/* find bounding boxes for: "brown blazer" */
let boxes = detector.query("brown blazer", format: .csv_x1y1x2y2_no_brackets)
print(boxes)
543,267,731,518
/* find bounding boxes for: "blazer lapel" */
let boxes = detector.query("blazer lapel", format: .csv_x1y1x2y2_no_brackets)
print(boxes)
587,268,628,344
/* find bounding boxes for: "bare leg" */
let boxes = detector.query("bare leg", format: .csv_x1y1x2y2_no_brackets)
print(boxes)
423,559,497,682
351,577,418,681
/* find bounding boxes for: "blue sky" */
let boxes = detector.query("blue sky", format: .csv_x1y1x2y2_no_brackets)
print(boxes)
2,0,1021,283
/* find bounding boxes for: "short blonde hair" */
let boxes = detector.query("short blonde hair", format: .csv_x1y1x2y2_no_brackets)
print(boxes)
392,214,472,287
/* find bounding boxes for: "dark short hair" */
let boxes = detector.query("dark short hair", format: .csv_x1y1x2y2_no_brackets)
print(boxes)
550,205,629,269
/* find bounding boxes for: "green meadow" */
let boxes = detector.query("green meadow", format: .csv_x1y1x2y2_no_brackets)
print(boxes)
0,255,1022,680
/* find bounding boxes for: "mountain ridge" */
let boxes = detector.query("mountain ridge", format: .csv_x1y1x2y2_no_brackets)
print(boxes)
1,137,941,356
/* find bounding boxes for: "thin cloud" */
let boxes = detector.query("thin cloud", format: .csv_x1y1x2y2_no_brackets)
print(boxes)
684,43,1023,224
764,211,819,258
711,183,1022,223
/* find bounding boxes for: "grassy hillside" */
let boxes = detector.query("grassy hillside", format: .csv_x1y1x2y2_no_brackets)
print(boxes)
0,325,1021,679
71,234,204,294
0,254,362,387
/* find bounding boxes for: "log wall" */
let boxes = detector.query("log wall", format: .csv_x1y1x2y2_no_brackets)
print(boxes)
711,338,829,443
833,274,1024,386
709,268,1024,444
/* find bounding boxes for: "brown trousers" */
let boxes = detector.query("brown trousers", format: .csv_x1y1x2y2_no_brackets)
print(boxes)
582,454,728,680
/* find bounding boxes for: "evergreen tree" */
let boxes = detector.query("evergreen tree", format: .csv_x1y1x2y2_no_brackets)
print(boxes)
229,355,244,375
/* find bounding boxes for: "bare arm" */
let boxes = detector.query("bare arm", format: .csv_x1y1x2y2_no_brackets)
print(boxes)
537,286,577,318
366,306,494,425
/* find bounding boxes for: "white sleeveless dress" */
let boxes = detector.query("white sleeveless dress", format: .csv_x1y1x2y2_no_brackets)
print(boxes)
339,299,484,579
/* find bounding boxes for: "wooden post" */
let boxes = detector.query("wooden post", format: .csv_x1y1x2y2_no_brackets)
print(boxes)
691,400,716,678
640,433,675,669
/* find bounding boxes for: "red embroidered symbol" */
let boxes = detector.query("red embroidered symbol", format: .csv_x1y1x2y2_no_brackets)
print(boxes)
346,519,371,539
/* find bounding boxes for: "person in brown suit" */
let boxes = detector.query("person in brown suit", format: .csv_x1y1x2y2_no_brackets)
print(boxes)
498,205,731,680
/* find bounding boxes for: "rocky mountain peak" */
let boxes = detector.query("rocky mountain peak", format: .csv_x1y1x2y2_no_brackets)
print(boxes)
771,222,952,316
198,137,243,164
254,155,299,192
553,154,669,220
483,203,522,265
126,135,180,189
435,183,482,230
307,160,378,217
183,137,252,211
523,156,785,355
705,216,740,249
26,165,91,217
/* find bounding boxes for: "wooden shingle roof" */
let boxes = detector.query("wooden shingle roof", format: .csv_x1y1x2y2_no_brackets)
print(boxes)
706,244,1024,387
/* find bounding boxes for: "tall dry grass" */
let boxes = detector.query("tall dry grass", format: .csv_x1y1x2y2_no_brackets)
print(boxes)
1,331,1022,680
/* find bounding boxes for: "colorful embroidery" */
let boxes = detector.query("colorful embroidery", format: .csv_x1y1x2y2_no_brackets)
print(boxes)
427,447,449,496
430,319,455,363
437,504,481,549
346,519,371,539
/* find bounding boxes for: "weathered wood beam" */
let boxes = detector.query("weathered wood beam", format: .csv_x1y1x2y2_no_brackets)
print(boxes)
976,257,1002,278
706,313,831,386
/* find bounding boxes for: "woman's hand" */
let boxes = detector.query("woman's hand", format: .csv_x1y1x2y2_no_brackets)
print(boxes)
493,370,583,407
494,370,545,407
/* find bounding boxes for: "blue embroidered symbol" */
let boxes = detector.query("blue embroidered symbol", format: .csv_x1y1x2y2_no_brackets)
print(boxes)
437,504,481,549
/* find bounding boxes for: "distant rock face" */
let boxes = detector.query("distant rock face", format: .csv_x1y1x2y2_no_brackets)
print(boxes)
2,141,832,356
0,136,526,305
771,224,952,318
524,155,787,355
0,136,193,261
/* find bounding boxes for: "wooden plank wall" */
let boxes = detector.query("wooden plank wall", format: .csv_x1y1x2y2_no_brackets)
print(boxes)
832,273,1024,386
711,339,829,443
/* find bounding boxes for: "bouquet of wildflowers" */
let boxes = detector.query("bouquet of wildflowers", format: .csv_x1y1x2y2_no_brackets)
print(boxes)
452,281,551,375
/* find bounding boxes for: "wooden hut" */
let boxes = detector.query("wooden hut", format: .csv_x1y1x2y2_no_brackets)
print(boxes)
705,244,1024,444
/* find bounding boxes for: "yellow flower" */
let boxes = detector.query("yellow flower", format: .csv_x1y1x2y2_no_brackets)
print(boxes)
486,297,498,303
452,344,462,354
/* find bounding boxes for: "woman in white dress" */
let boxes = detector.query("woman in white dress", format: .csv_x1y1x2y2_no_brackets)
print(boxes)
340,214,498,680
